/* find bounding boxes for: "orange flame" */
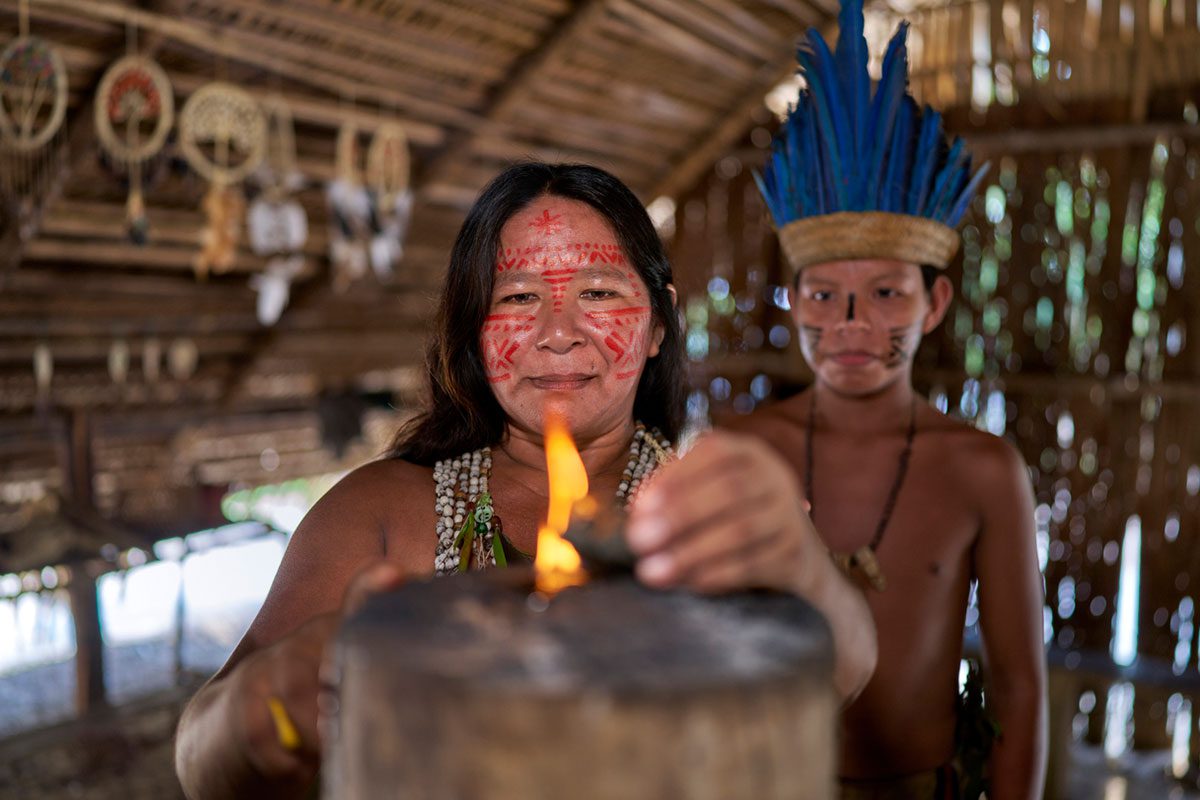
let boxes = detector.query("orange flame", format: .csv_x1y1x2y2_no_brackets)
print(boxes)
535,413,587,593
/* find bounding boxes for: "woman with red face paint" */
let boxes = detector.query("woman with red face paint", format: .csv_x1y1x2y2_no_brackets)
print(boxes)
174,162,877,800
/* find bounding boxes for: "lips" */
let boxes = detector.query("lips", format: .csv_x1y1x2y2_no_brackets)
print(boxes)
528,374,596,390
829,351,877,367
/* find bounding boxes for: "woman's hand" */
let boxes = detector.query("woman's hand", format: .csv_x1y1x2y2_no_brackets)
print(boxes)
626,431,821,596
178,561,407,799
225,611,339,786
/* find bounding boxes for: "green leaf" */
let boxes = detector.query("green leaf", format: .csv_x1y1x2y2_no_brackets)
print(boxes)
457,517,476,573
491,531,507,568
499,532,533,565
453,513,474,550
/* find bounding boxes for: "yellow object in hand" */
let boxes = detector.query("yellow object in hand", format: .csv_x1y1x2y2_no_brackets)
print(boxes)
266,696,302,751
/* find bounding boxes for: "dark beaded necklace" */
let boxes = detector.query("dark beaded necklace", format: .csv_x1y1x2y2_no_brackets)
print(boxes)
804,388,917,591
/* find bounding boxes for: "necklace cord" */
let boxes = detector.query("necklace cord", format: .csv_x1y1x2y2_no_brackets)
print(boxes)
805,389,917,554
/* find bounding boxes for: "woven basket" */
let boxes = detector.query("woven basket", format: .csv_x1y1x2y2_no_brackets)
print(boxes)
778,212,961,272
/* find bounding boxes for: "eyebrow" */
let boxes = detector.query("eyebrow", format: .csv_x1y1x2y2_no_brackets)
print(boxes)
494,266,633,286
801,270,911,288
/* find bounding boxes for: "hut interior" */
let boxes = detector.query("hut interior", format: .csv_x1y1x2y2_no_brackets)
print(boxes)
0,0,1198,797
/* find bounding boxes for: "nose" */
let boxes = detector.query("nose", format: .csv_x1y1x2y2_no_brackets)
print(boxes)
833,292,871,333
535,305,586,354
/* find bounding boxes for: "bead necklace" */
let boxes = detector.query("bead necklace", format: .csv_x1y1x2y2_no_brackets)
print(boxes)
805,389,917,592
433,423,673,576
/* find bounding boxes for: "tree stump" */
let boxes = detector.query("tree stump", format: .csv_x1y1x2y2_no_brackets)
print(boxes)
326,571,835,800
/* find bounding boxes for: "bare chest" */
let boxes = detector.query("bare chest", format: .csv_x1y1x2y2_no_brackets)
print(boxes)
803,441,980,587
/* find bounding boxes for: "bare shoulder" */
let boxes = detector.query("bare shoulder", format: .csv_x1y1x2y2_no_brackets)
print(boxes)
241,458,434,649
717,394,809,443
918,407,1031,507
319,457,433,510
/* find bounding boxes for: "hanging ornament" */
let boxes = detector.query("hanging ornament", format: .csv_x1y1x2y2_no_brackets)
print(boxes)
255,95,304,200
179,82,266,279
365,122,413,279
94,54,174,245
108,339,130,384
327,120,370,291
32,342,52,395
0,32,69,197
248,95,308,326
167,338,198,380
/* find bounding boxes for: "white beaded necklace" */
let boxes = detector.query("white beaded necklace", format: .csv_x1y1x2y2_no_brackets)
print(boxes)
433,423,672,575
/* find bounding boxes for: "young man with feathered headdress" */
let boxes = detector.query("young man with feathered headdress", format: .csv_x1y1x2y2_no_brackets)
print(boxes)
727,0,1048,796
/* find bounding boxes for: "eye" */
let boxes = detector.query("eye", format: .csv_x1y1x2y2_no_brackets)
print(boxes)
810,290,833,302
500,292,538,304
875,287,901,299
581,288,619,300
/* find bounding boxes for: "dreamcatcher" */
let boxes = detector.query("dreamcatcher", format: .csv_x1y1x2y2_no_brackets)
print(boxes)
247,96,308,326
178,81,265,279
95,51,174,244
0,3,69,197
327,118,412,291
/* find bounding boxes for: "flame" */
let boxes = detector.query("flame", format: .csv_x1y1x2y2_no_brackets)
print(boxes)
535,412,587,593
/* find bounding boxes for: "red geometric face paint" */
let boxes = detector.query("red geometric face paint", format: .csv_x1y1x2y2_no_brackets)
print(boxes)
585,305,651,380
481,313,535,383
497,240,630,312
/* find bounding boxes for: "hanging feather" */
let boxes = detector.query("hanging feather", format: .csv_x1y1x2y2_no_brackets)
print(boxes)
906,107,942,216
925,137,966,218
882,97,916,213
947,163,993,226
833,0,870,208
797,37,851,210
864,24,909,209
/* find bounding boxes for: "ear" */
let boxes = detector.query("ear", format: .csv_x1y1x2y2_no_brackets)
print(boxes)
647,284,676,358
922,274,954,334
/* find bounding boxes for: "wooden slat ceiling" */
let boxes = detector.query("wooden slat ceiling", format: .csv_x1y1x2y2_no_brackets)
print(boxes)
0,0,832,571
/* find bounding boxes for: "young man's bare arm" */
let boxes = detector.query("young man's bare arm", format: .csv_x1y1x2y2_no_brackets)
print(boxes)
175,460,423,800
972,439,1048,800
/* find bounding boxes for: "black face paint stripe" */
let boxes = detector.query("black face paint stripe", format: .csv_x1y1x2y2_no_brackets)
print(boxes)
846,293,856,321
884,326,913,367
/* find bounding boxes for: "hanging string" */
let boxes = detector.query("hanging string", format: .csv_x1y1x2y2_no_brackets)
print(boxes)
18,0,28,39
126,19,137,57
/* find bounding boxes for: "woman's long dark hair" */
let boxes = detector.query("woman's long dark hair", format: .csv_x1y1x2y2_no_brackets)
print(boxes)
387,162,685,465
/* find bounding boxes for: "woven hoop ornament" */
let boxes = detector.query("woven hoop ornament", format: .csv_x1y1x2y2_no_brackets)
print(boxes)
778,212,961,272
0,37,68,152
179,82,266,185
94,55,174,163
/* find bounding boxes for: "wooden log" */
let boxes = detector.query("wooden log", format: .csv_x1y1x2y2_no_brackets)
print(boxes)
329,572,835,800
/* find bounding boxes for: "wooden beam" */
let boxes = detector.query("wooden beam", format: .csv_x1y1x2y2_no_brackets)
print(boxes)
185,0,508,87
417,0,611,192
21,238,321,276
22,0,480,133
964,120,1200,155
649,64,790,200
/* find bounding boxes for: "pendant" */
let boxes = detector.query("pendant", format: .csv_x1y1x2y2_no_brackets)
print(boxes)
833,546,888,592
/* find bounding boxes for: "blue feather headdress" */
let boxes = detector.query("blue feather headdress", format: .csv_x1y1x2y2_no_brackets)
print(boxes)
756,0,989,271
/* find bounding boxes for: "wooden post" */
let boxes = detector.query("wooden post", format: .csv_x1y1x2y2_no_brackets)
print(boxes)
1044,668,1077,800
328,572,835,800
67,564,107,715
61,411,108,714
